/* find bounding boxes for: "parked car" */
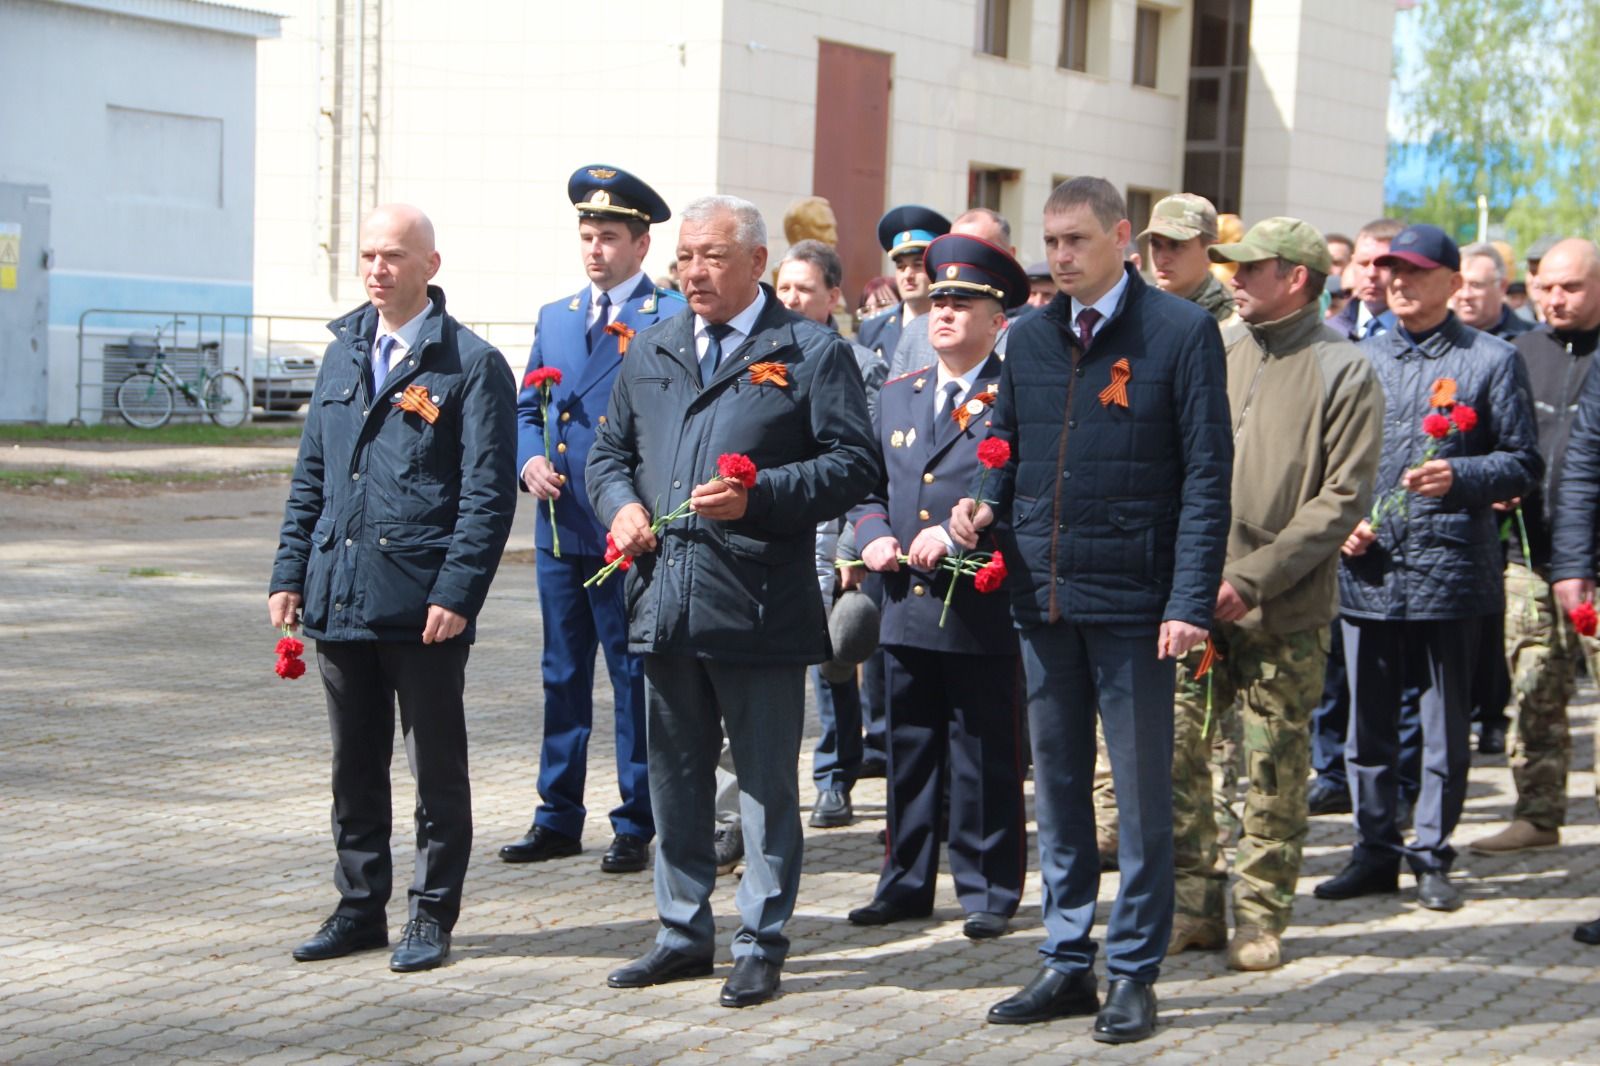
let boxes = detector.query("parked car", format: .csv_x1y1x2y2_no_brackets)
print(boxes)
252,347,321,413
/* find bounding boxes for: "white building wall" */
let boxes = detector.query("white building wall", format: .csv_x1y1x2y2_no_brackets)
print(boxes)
1240,0,1394,237
0,0,268,421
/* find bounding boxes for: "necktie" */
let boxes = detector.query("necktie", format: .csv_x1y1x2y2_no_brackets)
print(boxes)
941,380,964,419
1076,307,1102,351
702,323,734,387
587,291,612,354
373,334,396,395
1361,315,1382,340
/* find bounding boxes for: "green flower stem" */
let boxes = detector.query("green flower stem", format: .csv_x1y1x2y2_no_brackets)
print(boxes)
541,386,561,559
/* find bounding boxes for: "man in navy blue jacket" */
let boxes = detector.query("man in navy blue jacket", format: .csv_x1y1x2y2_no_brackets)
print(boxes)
270,204,518,974
953,178,1232,1043
498,166,684,876
847,233,1029,941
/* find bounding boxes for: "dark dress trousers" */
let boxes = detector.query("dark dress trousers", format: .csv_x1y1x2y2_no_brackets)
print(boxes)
270,286,518,931
850,354,1026,918
986,267,1233,984
586,286,878,963
515,277,685,842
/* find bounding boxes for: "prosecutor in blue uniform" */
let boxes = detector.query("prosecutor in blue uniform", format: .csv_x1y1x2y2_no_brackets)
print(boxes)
857,205,949,361
499,165,685,874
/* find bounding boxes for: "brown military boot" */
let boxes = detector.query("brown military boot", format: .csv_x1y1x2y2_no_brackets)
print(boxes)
1227,926,1281,971
1468,820,1559,854
1168,913,1226,953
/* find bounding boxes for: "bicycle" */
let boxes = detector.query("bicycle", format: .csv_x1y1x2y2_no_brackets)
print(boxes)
115,326,250,429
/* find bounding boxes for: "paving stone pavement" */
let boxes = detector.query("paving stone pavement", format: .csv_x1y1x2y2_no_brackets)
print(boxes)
2,478,1598,1065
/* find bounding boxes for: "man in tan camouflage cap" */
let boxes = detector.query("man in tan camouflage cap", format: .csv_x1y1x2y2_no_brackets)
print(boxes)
1164,216,1383,970
1139,193,1235,323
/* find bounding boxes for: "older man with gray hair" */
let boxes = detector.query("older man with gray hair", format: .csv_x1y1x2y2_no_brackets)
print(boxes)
587,195,879,1008
1453,242,1532,342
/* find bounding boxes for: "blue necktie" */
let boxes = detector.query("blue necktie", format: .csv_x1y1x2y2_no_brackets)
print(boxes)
587,291,612,354
373,334,396,395
702,323,734,387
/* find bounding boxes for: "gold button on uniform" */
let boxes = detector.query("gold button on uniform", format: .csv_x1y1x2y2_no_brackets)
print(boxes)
918,509,930,521
922,472,935,484
557,442,568,453
560,411,571,422
913,585,926,597
598,415,608,426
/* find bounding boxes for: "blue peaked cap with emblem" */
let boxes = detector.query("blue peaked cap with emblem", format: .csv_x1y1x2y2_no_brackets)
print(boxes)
877,205,951,259
567,164,671,225
925,234,1030,311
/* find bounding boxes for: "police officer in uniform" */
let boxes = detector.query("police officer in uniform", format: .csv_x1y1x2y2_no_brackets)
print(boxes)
858,205,950,361
846,234,1029,940
499,166,685,874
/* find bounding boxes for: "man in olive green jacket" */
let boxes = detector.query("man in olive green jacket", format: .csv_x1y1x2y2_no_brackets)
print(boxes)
1167,218,1384,971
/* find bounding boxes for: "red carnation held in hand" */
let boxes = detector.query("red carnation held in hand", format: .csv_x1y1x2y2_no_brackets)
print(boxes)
973,551,1008,593
1421,413,1452,440
524,366,563,390
603,533,633,571
977,438,1011,470
1450,405,1478,433
717,453,759,489
275,654,307,680
275,635,305,657
1571,601,1598,638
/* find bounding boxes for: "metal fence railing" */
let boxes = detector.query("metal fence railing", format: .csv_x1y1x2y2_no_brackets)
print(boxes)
75,310,537,426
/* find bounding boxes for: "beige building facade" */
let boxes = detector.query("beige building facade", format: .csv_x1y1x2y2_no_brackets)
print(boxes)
253,0,1395,328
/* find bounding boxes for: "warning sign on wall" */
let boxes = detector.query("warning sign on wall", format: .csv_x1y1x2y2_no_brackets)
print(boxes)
0,222,19,291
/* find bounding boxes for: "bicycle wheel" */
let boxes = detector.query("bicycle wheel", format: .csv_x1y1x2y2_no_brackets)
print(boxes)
116,372,175,428
204,372,250,427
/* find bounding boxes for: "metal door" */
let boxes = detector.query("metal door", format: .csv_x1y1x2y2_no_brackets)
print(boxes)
0,183,50,422
813,42,892,311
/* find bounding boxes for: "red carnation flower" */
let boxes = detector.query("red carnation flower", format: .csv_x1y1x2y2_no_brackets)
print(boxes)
1450,405,1478,433
602,533,633,572
524,366,563,390
275,655,307,680
973,551,1008,593
717,453,759,489
275,635,304,657
1571,602,1598,637
1421,413,1452,440
977,438,1011,470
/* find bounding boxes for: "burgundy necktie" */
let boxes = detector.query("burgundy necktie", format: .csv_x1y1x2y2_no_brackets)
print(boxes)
1076,307,1101,350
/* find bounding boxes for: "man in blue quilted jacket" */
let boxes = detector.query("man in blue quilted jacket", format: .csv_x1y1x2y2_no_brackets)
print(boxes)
952,177,1232,1044
1315,224,1540,913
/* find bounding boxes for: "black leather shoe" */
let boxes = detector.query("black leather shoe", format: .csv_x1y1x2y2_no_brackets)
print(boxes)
498,825,581,863
1574,916,1600,945
810,789,854,828
606,945,714,988
1307,780,1353,815
1314,859,1400,900
600,833,649,873
389,916,450,973
848,897,931,926
1478,724,1507,755
963,912,1009,939
720,956,781,1007
986,967,1099,1024
1416,870,1462,911
292,914,387,962
1092,979,1157,1044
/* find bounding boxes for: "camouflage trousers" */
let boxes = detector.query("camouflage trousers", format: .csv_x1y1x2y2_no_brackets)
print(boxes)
1094,678,1241,849
1172,624,1325,932
1503,562,1587,829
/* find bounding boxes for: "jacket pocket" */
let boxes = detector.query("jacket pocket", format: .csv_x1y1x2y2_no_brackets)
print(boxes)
1428,513,1475,547
363,520,454,629
723,530,810,565
1107,496,1178,581
301,513,337,631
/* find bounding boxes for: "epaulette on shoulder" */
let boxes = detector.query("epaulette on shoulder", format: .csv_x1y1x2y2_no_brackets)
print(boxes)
656,286,687,304
861,305,896,323
884,365,934,387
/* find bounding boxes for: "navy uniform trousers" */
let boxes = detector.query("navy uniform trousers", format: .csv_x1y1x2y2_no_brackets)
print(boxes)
318,639,473,932
533,549,651,841
1022,621,1175,983
1342,617,1478,874
878,645,1025,916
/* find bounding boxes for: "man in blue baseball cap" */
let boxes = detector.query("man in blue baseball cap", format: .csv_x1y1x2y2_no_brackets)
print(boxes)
498,165,684,876
1318,223,1541,914
858,205,951,362
847,233,1029,942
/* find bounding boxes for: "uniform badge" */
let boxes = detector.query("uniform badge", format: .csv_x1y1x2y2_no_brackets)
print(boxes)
587,167,617,180
985,382,998,395
642,289,658,313
890,430,905,448
945,265,960,279
568,295,581,311
913,377,926,390
905,427,917,448
589,190,612,206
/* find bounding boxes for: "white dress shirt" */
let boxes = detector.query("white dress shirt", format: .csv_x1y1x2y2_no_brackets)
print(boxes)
589,270,647,332
694,288,768,367
1068,269,1130,340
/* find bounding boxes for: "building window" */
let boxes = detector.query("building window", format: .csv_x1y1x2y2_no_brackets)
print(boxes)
980,0,1010,58
1183,0,1251,214
1133,6,1161,88
1059,0,1090,71
1127,187,1157,268
969,165,1022,215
